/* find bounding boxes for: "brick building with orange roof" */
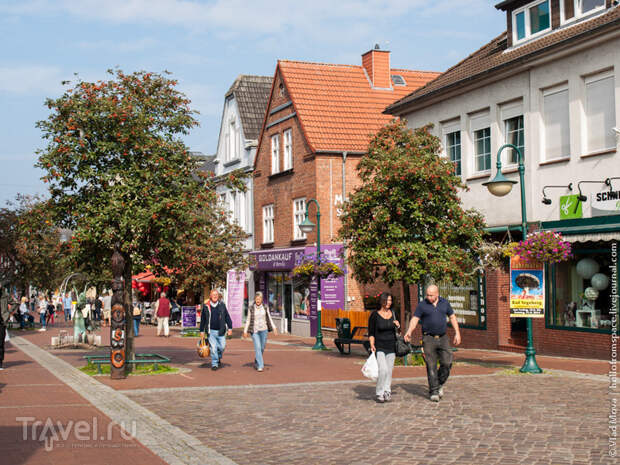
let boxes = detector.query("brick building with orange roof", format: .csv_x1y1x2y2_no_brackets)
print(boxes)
250,47,439,337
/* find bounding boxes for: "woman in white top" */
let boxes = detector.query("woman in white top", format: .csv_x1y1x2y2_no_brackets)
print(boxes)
37,295,48,331
243,292,278,372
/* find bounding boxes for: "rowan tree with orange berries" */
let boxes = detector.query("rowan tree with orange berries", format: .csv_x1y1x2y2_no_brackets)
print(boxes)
36,70,248,367
339,120,486,317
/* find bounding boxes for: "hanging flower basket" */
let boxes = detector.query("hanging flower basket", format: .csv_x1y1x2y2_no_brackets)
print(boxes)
292,259,344,280
510,230,572,264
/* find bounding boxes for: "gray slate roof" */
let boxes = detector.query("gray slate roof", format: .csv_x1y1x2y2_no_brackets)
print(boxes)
225,75,272,141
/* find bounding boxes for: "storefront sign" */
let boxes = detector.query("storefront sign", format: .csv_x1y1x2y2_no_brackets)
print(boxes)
510,256,544,318
559,195,582,220
181,306,197,328
226,270,245,328
249,248,305,271
309,277,319,337
592,190,620,213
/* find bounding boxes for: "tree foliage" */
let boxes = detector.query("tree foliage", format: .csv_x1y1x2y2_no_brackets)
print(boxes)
35,69,248,289
339,120,486,287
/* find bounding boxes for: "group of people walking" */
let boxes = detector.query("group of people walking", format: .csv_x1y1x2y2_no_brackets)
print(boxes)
368,285,461,403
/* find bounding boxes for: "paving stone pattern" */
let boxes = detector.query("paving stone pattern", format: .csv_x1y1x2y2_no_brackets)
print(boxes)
127,373,613,465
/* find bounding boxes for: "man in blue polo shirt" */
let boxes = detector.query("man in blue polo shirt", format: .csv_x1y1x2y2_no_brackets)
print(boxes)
405,284,461,402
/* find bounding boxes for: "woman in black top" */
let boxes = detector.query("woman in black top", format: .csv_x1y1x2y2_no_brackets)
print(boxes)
368,292,400,403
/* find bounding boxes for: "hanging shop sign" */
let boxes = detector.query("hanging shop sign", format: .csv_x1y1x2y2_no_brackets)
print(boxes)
510,255,545,318
559,194,582,220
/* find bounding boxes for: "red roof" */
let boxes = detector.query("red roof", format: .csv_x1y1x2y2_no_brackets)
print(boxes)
276,60,440,153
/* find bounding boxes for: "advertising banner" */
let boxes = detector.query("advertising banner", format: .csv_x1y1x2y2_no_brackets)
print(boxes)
226,270,245,328
181,306,197,328
437,277,485,328
304,244,345,313
510,255,545,318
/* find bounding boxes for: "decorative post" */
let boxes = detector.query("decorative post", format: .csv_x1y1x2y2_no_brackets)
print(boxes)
110,245,127,379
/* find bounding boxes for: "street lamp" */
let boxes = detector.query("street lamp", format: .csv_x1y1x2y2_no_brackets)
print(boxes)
483,143,542,374
298,199,328,350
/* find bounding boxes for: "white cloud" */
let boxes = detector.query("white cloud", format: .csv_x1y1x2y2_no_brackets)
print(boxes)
0,65,65,95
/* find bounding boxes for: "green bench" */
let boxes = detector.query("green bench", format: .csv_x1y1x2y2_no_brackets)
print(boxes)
83,353,171,374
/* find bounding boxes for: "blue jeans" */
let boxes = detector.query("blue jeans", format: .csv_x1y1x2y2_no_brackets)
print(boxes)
208,331,227,367
251,330,268,369
39,313,46,328
64,308,71,321
133,317,140,336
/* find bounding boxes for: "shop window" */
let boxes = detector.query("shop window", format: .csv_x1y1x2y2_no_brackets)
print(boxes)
542,85,570,160
513,0,551,44
283,129,293,171
293,277,310,320
271,134,280,174
293,198,306,240
584,71,616,154
561,0,606,24
445,131,461,176
428,273,487,329
263,204,274,243
547,245,616,332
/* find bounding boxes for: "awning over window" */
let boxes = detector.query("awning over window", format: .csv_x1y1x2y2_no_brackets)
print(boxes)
132,271,156,282
540,214,620,243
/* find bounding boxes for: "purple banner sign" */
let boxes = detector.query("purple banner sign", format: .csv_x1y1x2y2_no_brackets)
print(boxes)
305,244,345,314
181,306,197,328
309,277,319,337
250,247,305,271
226,270,245,328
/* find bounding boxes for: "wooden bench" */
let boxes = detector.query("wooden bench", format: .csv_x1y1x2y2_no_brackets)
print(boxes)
83,353,171,374
334,326,371,355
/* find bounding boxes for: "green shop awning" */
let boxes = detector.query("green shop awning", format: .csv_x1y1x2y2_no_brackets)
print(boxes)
541,215,620,242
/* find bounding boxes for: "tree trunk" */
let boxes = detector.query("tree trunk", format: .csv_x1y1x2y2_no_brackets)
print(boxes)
401,281,411,328
123,256,134,375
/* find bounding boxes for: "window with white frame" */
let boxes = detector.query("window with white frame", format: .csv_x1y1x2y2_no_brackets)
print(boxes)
501,100,525,164
584,71,616,154
445,131,461,176
470,111,491,173
283,129,293,171
293,198,306,240
474,128,491,172
561,0,605,23
227,119,239,162
271,134,280,174
542,85,570,160
513,0,551,44
263,204,274,243
229,191,245,230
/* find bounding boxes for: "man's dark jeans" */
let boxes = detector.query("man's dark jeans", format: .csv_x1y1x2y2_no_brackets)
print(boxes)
422,334,453,395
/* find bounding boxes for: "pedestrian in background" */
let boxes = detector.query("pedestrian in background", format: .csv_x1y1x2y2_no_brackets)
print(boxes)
63,292,72,321
200,289,232,371
368,292,399,403
405,284,461,402
45,296,55,327
102,292,112,327
0,289,12,370
155,291,171,337
243,291,278,372
132,300,142,337
38,294,48,331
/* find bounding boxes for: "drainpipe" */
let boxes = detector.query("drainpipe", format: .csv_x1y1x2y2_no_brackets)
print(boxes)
342,151,348,311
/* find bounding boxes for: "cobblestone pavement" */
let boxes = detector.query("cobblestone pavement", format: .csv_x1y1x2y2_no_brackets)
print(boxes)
127,372,614,465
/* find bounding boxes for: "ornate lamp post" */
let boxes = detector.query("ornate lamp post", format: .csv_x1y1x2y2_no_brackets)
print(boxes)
483,143,542,374
298,199,328,350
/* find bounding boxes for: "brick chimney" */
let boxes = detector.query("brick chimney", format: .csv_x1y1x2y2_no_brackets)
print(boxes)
362,44,391,88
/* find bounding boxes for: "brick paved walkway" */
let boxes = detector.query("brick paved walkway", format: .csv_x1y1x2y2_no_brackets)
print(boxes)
127,372,614,465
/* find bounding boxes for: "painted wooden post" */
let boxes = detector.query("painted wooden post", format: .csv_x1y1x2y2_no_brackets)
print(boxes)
110,245,127,379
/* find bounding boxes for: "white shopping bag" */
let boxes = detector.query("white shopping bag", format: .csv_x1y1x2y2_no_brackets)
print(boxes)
362,352,378,381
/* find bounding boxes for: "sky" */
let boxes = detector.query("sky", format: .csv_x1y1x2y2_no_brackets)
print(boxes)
0,0,505,206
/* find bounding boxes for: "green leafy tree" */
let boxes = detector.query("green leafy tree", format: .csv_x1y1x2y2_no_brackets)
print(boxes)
339,120,486,315
36,70,248,370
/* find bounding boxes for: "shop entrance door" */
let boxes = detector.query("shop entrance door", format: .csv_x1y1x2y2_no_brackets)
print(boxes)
284,282,292,333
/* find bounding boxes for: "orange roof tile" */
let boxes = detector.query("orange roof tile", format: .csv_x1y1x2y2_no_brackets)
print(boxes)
276,60,439,153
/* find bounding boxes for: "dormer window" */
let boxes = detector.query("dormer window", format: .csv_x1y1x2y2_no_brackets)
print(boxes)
513,0,551,44
561,0,605,24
